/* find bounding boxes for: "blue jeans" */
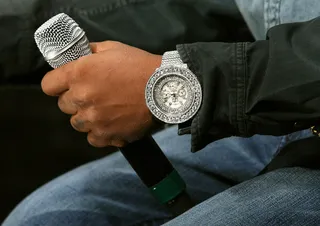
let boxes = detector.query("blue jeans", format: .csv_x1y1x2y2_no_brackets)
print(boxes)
3,127,316,226
4,0,320,225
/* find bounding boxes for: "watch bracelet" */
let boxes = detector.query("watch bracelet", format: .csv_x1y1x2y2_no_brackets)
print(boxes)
161,50,184,67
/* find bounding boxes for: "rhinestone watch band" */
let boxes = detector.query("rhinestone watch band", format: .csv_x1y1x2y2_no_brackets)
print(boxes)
161,51,187,68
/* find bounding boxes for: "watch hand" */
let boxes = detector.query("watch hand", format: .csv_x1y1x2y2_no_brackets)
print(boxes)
177,83,183,91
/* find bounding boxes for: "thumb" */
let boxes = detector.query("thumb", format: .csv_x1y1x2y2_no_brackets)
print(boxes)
90,41,122,53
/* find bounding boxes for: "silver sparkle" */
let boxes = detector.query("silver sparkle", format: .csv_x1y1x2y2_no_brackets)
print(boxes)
146,66,202,124
34,13,92,69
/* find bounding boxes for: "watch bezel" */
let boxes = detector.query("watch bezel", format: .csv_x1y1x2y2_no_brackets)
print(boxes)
145,65,202,124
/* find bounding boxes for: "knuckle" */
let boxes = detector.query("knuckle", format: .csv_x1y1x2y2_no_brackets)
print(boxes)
87,134,108,148
62,61,79,80
75,55,89,69
103,40,121,48
112,140,127,148
73,88,92,104
57,92,69,107
70,117,83,131
61,59,86,85
92,128,108,138
70,118,79,131
57,95,65,110
57,92,78,114
86,109,100,123
93,41,123,53
41,73,53,95
70,112,91,132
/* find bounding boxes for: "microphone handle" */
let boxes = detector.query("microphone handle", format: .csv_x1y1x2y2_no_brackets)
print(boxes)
118,135,194,216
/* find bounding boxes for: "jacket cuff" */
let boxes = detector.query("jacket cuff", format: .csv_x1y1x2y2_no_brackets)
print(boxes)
176,45,198,137
176,42,247,152
177,44,207,153
176,44,201,152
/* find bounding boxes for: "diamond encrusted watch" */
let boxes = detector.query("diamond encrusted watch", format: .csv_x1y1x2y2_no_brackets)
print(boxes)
145,50,202,124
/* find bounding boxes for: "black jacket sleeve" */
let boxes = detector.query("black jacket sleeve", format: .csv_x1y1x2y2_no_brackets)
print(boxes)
177,17,320,152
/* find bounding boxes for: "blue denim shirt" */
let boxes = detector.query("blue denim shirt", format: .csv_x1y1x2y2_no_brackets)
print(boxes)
235,0,320,40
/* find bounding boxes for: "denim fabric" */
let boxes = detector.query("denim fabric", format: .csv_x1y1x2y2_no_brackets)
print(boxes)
2,0,320,225
235,0,320,39
164,167,320,226
3,127,312,226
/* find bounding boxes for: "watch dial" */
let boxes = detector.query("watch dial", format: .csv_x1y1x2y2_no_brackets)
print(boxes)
145,66,202,124
154,75,193,114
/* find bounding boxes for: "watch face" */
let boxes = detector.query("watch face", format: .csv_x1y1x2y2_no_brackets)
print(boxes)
154,75,193,114
146,66,202,124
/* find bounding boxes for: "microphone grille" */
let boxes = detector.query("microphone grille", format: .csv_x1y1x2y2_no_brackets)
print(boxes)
34,13,92,68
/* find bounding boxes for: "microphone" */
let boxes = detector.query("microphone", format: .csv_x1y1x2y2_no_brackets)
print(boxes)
34,13,194,215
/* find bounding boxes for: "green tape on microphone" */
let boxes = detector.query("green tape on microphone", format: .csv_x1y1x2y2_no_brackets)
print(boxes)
149,170,186,204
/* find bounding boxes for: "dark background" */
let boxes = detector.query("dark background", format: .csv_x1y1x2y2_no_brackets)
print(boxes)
0,85,114,222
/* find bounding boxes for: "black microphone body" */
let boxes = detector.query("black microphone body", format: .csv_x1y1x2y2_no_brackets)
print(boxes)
120,135,194,215
34,13,194,216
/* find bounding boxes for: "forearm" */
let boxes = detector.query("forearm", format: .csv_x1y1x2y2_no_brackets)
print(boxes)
177,17,320,152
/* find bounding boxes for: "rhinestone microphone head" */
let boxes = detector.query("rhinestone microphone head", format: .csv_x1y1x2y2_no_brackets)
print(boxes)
34,13,92,69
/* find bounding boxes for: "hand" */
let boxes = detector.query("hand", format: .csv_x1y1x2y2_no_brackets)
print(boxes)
41,41,162,148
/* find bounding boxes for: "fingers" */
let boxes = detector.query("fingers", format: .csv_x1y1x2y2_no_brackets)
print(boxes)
41,61,77,96
58,91,78,115
70,112,128,148
57,86,94,115
87,132,127,148
70,114,91,133
42,41,122,96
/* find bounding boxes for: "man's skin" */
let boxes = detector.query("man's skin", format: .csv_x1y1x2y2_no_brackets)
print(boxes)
41,41,162,148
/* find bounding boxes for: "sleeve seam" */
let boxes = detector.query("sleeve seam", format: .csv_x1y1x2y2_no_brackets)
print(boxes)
235,42,248,135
